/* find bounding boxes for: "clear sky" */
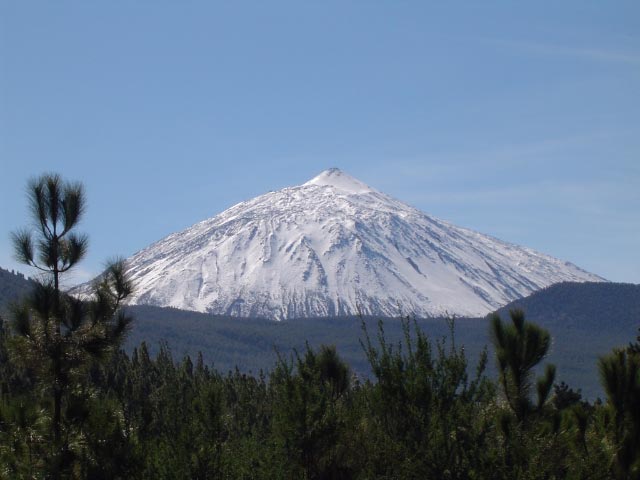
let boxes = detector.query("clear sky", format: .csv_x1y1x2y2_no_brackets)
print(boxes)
1,1,638,286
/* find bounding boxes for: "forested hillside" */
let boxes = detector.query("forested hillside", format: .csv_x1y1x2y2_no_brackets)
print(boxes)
497,281,640,332
497,282,640,395
123,281,640,399
0,267,34,316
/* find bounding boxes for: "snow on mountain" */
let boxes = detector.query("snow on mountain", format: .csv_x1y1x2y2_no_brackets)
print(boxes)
78,168,604,320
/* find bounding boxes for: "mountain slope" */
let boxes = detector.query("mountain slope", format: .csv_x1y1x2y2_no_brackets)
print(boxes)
0,267,35,317
493,281,640,397
81,168,603,319
496,281,640,331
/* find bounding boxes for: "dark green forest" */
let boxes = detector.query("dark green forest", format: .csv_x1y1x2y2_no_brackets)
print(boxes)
121,279,640,401
2,303,640,479
1,174,639,479
0,267,34,318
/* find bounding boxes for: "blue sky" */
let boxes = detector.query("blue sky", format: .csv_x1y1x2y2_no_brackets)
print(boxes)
1,1,638,285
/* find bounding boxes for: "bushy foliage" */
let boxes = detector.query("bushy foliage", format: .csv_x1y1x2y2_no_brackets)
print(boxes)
1,313,635,479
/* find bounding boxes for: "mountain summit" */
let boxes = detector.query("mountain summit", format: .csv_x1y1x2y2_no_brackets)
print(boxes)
87,169,603,319
303,167,373,194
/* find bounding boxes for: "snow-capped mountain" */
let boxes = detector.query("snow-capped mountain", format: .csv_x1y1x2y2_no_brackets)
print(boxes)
82,168,604,320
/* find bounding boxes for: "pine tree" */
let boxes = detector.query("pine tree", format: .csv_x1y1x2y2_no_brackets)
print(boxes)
271,344,352,479
360,317,494,478
490,309,564,478
599,348,640,479
490,309,556,424
9,173,134,477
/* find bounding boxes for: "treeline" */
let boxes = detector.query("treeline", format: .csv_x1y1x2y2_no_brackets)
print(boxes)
124,284,640,400
497,281,640,332
1,312,639,479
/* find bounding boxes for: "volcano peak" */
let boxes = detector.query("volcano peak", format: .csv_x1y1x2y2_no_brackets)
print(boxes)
303,168,373,194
